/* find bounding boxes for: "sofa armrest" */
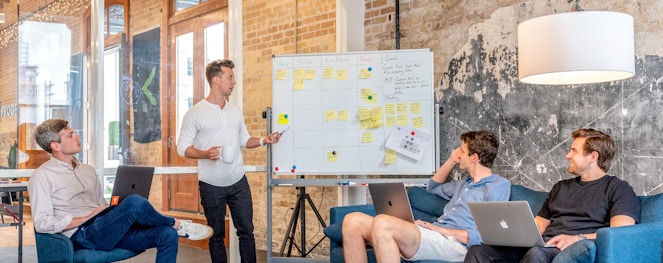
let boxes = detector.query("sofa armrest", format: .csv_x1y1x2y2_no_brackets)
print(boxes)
35,231,74,263
596,222,663,263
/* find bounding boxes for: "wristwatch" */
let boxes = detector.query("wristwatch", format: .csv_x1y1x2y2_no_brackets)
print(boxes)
577,233,587,240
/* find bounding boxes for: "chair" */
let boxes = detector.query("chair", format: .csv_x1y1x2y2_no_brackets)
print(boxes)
35,231,143,263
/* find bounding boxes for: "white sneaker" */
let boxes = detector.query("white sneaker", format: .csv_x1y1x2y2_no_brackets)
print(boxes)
177,220,213,240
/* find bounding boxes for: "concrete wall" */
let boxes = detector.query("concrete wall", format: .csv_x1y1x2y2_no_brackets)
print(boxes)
367,0,663,195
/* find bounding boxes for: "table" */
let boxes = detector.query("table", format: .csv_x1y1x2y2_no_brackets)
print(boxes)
0,182,27,263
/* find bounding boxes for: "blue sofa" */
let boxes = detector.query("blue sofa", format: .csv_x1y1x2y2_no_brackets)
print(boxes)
324,184,663,263
35,231,143,263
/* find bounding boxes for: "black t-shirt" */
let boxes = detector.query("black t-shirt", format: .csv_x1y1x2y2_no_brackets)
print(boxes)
538,175,640,240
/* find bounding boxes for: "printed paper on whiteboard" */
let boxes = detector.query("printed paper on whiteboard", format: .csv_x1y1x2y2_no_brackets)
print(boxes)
385,126,432,162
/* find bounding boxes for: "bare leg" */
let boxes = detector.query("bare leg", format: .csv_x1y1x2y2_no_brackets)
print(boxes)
371,214,422,263
342,212,375,263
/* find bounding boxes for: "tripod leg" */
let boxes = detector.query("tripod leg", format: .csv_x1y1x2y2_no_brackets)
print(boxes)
305,194,327,227
279,193,301,256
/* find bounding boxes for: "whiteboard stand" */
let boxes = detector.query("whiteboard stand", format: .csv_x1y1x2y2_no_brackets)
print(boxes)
278,177,327,257
266,107,274,263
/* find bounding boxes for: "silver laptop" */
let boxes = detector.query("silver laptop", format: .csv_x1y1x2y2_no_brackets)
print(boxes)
81,165,155,226
368,182,415,223
468,201,555,247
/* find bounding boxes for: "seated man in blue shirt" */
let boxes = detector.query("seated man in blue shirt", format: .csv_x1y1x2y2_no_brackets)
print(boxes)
342,130,512,262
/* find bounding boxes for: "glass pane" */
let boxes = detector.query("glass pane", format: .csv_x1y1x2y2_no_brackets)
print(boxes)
108,5,125,36
18,20,87,167
175,32,194,144
174,0,200,12
204,22,225,96
103,47,120,167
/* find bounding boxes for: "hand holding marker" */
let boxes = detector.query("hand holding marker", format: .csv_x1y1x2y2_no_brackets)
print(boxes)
278,127,290,137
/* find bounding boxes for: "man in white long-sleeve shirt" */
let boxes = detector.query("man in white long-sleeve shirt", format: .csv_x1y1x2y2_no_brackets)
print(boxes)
28,119,213,263
177,59,281,263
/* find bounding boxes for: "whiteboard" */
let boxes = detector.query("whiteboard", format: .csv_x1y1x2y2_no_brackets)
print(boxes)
271,49,436,175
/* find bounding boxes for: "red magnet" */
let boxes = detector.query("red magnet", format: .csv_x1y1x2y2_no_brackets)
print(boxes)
411,131,416,136
275,166,279,171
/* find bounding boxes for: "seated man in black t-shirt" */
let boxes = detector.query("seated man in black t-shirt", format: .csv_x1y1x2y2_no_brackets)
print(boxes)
464,128,641,263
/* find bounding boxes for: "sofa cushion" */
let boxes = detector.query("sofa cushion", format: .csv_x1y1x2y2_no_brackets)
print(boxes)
323,222,344,244
639,193,663,223
408,187,448,218
509,184,548,214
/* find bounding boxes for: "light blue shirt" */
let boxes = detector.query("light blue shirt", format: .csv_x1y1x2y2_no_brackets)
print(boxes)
426,174,511,247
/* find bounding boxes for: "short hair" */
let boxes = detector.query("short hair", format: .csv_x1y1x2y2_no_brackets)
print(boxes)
34,119,69,153
572,128,616,173
460,130,499,168
205,59,235,86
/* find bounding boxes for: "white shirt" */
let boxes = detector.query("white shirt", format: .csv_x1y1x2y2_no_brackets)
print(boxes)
177,99,251,186
28,157,106,237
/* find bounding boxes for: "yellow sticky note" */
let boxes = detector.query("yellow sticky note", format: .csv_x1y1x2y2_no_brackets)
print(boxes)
362,132,374,143
386,116,396,127
412,116,424,128
304,69,315,80
338,110,349,121
327,151,338,162
385,149,397,164
294,79,305,90
360,119,371,129
367,93,377,104
323,68,334,79
275,70,286,80
336,69,348,80
398,115,408,126
385,104,396,115
325,109,337,122
361,89,371,101
278,114,289,125
294,69,305,80
410,102,421,113
370,119,383,128
359,69,372,79
370,107,383,121
358,108,370,120
397,103,408,114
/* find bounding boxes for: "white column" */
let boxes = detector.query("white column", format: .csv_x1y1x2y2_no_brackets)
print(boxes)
336,0,366,206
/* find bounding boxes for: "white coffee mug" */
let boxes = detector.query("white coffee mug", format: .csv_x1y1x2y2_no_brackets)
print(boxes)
221,145,237,163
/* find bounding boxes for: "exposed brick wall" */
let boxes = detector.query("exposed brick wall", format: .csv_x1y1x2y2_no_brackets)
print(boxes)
129,0,162,36
242,0,337,257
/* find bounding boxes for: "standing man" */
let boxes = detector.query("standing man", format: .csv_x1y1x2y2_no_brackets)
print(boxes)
464,128,640,263
177,59,281,263
29,119,212,263
342,130,511,262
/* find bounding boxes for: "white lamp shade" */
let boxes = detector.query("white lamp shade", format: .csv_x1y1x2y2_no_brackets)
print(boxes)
0,13,5,24
518,11,635,85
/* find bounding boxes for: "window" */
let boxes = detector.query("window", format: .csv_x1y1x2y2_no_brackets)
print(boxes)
174,0,209,12
104,5,125,38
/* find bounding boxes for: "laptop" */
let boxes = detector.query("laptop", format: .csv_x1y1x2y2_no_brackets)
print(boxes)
81,165,155,226
368,182,415,223
468,201,555,247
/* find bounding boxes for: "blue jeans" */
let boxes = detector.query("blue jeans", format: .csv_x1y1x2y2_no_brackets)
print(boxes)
199,176,255,263
70,194,179,263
